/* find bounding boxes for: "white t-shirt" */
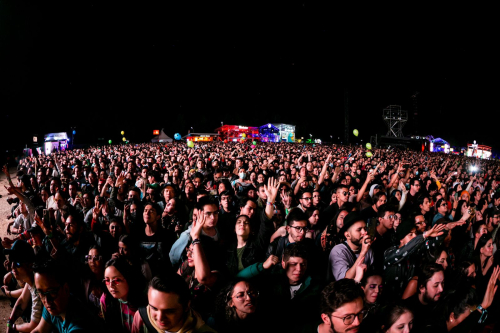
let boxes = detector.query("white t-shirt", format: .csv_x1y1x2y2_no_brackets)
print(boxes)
290,283,302,299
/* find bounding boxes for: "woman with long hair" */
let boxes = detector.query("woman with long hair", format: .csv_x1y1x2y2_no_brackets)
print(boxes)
100,257,147,332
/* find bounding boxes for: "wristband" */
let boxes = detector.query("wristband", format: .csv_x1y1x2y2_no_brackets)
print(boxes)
192,239,201,245
477,305,488,323
452,208,456,211
266,201,275,206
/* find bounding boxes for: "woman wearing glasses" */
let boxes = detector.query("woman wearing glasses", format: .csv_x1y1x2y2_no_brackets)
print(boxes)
80,246,106,318
100,257,146,332
209,280,270,333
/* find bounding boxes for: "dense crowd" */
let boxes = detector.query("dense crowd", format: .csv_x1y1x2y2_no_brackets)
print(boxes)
2,141,500,333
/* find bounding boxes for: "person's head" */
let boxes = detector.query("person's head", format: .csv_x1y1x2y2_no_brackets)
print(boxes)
217,280,259,322
426,246,449,271
299,190,313,209
64,214,83,241
282,243,309,285
336,185,350,204
118,234,138,259
235,215,251,239
412,214,427,233
410,178,421,194
372,191,388,209
164,198,178,216
440,288,478,330
476,233,494,258
320,279,365,333
473,221,488,240
196,196,219,228
313,190,322,206
379,303,413,333
361,273,383,305
163,185,176,202
377,204,396,231
4,240,35,282
54,190,68,210
109,218,124,239
436,198,448,215
342,213,367,247
285,209,310,243
306,209,320,228
333,210,349,233
33,260,70,317
239,199,257,220
143,202,161,226
417,263,445,304
104,257,136,301
86,245,104,276
396,219,418,247
418,195,431,213
147,274,192,332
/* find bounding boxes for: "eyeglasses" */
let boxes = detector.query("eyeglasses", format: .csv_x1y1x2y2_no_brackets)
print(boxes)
103,278,124,286
393,215,400,220
331,309,367,325
415,220,426,225
289,226,309,233
85,255,102,261
35,286,61,300
440,203,448,207
204,211,219,218
384,214,396,219
340,191,348,196
232,290,260,300
12,262,22,268
301,197,312,201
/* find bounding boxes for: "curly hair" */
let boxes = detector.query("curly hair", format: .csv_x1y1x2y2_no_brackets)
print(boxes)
320,279,363,316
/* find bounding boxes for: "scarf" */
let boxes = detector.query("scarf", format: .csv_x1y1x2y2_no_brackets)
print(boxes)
146,305,206,333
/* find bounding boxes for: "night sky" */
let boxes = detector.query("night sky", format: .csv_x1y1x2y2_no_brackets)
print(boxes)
1,2,499,157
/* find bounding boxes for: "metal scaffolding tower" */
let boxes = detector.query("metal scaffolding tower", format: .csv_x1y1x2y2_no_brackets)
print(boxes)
383,105,407,137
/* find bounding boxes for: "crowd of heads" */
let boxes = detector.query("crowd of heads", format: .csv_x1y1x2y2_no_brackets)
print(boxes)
2,140,500,332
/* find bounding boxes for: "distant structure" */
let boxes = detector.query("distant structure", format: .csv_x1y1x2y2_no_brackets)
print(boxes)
411,92,419,134
383,105,407,138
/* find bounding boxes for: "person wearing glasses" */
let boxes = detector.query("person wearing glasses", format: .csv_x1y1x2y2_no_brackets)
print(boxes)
4,240,42,333
371,204,397,273
402,178,422,213
296,190,314,212
303,278,365,333
31,260,106,333
432,198,454,226
79,245,107,317
100,257,147,332
209,279,269,333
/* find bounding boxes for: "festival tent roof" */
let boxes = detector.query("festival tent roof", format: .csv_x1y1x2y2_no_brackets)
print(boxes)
151,129,173,143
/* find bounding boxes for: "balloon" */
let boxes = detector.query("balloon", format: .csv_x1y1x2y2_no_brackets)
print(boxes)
187,140,194,148
121,131,125,136
366,152,373,157
108,140,112,144
174,133,181,140
122,137,126,142
353,129,359,137
251,145,256,148
366,143,372,150
72,130,76,135
242,133,246,138
224,140,228,143
252,141,257,145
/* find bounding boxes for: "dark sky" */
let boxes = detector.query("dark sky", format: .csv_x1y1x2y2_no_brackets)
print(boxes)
1,2,499,156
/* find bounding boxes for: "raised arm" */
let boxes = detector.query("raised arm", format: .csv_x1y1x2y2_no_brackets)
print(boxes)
189,214,217,287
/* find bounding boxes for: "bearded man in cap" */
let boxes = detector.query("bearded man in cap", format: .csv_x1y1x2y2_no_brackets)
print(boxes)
328,212,374,281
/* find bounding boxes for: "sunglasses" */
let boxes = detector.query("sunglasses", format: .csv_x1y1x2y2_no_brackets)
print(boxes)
103,278,124,286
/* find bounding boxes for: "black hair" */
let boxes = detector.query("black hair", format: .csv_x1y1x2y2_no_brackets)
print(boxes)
33,259,68,285
283,242,309,262
105,257,146,307
286,208,309,226
320,279,364,316
149,273,191,308
377,204,395,219
417,263,444,294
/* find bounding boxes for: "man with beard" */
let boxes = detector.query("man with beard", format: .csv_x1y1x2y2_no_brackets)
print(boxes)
404,263,445,332
328,212,374,282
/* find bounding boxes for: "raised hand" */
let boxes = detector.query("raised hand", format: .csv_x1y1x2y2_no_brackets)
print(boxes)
424,223,446,238
264,177,280,203
263,255,279,269
190,211,206,239
481,265,500,309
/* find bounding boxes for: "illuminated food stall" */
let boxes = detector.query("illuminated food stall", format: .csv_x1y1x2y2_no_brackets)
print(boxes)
275,123,296,142
182,133,219,142
467,141,492,159
214,125,259,142
429,138,450,153
44,132,69,155
259,123,280,142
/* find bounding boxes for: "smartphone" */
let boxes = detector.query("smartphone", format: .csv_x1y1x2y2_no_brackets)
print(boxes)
43,209,50,224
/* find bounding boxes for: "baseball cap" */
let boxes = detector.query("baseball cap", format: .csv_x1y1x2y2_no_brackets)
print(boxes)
3,240,35,263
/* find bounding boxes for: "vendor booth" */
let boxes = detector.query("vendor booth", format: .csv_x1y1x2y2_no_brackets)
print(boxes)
151,129,173,143
467,141,492,159
182,133,219,142
215,125,259,142
259,123,280,142
44,132,69,155
430,137,450,153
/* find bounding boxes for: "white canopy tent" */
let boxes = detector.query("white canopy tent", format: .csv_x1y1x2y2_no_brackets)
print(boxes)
151,129,173,143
